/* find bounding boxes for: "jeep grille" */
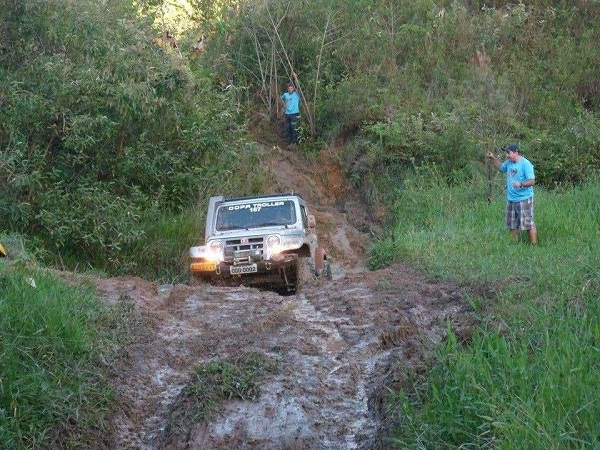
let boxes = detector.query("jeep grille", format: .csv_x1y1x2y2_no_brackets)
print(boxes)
224,237,265,265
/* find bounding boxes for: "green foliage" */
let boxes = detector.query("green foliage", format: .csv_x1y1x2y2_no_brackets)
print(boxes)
373,177,600,448
0,263,122,449
202,0,598,194
191,353,277,407
349,0,599,200
3,0,596,277
529,123,600,186
164,352,277,439
0,0,251,274
395,302,599,448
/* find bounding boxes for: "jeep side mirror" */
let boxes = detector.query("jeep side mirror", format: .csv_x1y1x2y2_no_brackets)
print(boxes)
308,214,316,228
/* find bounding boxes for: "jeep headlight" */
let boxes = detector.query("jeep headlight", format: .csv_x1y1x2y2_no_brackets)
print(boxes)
280,236,303,250
206,239,224,262
266,234,282,255
266,235,304,258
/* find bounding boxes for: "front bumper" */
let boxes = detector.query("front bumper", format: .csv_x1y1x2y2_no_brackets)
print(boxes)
190,253,298,278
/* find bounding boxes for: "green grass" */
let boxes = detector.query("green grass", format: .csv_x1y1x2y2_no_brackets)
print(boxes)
163,352,277,440
121,208,204,283
190,352,277,418
377,179,600,449
0,262,122,450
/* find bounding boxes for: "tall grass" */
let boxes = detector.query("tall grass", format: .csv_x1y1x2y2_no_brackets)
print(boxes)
0,263,121,449
375,177,600,448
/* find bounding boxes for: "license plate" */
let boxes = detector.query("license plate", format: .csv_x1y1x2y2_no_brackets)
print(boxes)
191,262,217,272
230,264,258,275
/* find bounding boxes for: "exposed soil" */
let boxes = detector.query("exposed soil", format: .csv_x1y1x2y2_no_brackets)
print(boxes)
65,144,478,449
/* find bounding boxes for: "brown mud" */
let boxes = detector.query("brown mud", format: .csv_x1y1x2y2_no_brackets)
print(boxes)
66,145,478,449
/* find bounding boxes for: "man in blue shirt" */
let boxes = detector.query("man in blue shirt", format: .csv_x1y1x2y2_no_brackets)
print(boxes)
487,143,538,244
280,82,300,145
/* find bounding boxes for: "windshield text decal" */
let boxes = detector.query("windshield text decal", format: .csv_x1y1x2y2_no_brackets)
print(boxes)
226,201,285,213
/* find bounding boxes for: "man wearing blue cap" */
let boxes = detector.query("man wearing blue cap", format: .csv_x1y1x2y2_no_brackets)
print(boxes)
487,143,538,244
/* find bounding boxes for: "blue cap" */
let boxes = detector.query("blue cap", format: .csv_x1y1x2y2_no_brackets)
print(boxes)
503,143,520,153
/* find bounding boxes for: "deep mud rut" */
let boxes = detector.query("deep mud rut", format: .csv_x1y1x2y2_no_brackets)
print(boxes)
72,145,477,449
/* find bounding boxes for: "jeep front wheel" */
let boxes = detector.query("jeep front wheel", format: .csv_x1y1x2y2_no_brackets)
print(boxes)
294,256,316,293
321,259,333,280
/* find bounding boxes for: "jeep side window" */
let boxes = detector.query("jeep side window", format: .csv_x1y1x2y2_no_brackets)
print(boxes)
300,205,309,229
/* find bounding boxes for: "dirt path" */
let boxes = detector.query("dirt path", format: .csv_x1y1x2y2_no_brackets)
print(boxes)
76,145,476,449
262,144,373,278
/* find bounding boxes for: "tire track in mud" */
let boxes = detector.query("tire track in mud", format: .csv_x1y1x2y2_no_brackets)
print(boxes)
90,265,474,449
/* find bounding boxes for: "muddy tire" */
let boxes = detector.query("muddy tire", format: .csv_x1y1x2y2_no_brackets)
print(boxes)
321,260,332,280
294,256,316,293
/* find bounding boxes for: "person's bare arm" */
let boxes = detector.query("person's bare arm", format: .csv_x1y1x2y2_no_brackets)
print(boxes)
512,179,535,189
486,151,501,170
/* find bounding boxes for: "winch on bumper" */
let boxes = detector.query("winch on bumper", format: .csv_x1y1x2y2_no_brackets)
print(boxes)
217,253,298,277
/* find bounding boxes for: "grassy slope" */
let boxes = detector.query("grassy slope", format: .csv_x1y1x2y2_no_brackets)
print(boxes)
0,263,125,449
374,178,600,448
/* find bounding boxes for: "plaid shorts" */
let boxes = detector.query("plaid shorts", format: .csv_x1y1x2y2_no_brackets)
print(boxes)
505,197,536,230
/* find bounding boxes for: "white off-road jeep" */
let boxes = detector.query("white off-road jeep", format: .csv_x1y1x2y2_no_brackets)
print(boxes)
189,193,331,293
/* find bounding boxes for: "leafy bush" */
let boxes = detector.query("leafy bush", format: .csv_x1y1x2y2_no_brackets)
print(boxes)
202,0,598,195
0,0,250,274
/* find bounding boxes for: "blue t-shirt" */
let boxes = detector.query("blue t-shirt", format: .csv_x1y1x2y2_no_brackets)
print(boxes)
500,156,535,202
281,91,300,115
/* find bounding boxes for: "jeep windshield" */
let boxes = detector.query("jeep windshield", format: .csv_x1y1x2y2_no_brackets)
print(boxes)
215,200,297,231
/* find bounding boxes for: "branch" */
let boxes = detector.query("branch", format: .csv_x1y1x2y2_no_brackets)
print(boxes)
313,12,334,128
266,3,315,135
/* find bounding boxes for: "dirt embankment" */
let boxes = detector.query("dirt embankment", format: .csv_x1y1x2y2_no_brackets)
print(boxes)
72,145,477,449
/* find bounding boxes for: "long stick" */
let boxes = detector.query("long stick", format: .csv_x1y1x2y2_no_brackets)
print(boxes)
266,4,315,136
487,157,493,203
312,13,332,127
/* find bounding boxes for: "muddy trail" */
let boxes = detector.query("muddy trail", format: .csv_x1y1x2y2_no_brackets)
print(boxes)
73,145,477,449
